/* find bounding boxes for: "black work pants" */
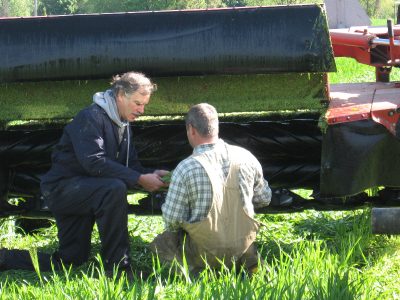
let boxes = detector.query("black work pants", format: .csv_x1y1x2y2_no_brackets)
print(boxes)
2,177,130,272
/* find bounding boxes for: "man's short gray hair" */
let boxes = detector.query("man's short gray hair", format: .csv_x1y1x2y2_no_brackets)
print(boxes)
185,103,219,138
110,71,157,97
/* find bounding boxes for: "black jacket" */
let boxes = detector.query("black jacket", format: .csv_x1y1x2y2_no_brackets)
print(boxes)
41,103,153,189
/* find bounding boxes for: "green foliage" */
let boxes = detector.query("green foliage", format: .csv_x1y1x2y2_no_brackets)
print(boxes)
233,0,318,6
359,0,396,19
0,0,327,17
77,0,226,13
76,0,321,14
38,0,79,15
4,0,394,18
223,0,247,6
0,0,33,16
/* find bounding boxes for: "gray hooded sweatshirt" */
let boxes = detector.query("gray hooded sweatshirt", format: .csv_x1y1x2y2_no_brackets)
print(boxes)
93,89,131,166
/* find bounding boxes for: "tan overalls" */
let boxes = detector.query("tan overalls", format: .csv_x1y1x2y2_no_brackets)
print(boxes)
151,147,261,272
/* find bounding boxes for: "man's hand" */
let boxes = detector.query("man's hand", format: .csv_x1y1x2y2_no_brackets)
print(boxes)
153,170,170,177
138,173,168,192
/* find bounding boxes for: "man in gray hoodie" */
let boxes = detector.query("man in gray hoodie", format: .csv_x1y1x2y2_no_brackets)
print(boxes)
0,71,168,278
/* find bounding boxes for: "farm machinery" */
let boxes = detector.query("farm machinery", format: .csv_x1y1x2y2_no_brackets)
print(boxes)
0,4,399,233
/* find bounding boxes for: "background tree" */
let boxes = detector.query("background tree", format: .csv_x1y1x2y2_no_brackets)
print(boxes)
0,0,10,16
77,0,226,13
38,0,78,15
223,0,247,6
0,0,396,19
359,0,394,18
0,0,33,16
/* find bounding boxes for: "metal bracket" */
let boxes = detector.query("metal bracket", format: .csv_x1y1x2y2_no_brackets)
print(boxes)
327,82,400,137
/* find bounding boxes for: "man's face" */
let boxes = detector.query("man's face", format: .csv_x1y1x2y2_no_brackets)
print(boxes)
116,87,150,122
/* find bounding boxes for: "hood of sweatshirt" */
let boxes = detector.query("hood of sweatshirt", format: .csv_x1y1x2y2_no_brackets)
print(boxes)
93,89,128,129
93,89,130,166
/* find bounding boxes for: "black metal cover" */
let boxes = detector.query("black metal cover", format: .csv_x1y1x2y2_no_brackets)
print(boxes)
0,5,334,82
1,116,322,199
320,120,400,197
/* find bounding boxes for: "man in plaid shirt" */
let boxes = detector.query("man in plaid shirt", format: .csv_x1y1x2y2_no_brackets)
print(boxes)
150,103,271,274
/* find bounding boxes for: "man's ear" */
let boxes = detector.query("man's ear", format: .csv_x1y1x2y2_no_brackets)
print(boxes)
115,91,124,103
189,124,198,137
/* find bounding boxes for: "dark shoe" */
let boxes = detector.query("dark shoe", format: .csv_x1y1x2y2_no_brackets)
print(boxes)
0,248,6,270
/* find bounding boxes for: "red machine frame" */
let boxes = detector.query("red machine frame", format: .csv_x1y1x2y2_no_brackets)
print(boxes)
327,21,400,136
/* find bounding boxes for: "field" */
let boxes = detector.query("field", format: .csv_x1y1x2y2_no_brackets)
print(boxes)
1,36,400,299
2,208,400,299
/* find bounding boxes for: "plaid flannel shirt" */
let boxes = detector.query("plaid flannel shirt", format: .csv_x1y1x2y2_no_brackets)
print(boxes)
161,139,271,231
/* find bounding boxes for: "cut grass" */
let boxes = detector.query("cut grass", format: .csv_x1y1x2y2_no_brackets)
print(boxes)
0,73,326,129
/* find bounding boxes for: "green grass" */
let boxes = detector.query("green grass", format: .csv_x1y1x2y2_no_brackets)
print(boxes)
329,58,400,84
372,19,393,26
0,73,326,129
0,209,399,299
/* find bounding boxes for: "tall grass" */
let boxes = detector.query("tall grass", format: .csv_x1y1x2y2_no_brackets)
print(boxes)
0,209,399,299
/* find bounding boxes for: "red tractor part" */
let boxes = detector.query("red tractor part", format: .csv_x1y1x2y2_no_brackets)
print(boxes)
330,20,400,82
326,82,400,137
321,20,400,199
